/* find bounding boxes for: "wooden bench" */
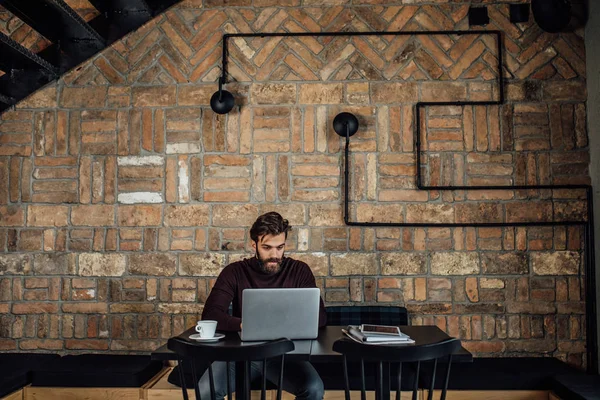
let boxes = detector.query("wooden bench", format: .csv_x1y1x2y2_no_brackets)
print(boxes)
146,367,279,400
0,389,23,400
25,354,162,400
549,373,600,400
421,357,589,400
0,354,59,400
146,367,413,400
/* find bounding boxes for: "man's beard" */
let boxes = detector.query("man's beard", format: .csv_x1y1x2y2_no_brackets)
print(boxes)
255,250,283,275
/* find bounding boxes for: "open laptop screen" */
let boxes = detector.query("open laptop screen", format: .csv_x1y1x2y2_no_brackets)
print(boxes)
241,288,320,341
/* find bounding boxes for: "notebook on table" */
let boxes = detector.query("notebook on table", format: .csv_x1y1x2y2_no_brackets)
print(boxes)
240,288,320,342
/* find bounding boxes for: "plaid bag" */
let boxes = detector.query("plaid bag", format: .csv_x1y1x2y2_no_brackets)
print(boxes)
325,306,409,326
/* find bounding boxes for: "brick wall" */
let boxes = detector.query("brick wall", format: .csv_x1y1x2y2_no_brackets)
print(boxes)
0,1,590,367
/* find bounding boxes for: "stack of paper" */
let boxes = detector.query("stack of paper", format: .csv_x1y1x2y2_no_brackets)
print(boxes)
342,325,415,345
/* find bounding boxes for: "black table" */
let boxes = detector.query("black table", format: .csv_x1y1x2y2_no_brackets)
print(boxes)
152,325,472,400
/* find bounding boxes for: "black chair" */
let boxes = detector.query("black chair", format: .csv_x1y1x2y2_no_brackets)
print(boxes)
326,306,409,326
332,337,461,400
320,306,411,392
168,337,294,400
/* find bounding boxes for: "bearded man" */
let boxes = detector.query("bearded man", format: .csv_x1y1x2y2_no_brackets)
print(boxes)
199,211,326,400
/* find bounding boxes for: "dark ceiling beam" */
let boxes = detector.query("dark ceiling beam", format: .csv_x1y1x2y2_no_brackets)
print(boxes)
0,92,16,108
0,32,59,75
1,0,106,61
143,0,183,16
87,0,152,42
0,32,57,112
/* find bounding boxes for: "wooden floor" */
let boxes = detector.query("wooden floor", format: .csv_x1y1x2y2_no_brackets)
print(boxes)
0,369,565,400
424,390,552,400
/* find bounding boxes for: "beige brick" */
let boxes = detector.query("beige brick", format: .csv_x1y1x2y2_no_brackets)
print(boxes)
60,87,107,108
79,253,126,276
356,204,404,223
381,253,426,275
371,82,417,103
406,204,454,223
164,205,210,227
129,254,177,276
212,204,258,227
532,251,580,275
298,84,343,104
132,86,176,107
431,252,479,275
33,254,76,275
287,252,328,276
481,253,528,274
331,254,377,276
0,206,25,226
71,205,115,226
308,204,343,226
250,83,296,104
179,254,226,276
118,205,162,226
27,205,69,227
0,255,32,275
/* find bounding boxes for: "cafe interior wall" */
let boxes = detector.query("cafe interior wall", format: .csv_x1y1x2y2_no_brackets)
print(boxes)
0,0,591,368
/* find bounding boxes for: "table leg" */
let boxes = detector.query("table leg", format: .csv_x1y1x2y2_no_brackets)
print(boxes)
235,361,246,400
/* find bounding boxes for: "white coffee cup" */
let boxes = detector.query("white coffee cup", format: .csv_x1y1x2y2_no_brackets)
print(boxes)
195,320,217,338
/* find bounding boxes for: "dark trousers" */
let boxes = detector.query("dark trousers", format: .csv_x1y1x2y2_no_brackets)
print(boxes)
198,360,325,400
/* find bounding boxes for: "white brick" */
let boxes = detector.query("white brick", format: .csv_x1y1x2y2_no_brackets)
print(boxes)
298,228,309,251
166,143,201,154
178,159,190,203
118,192,163,204
117,156,164,166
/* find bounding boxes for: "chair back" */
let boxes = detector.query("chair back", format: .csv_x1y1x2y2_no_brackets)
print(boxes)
326,306,409,326
333,337,461,400
168,337,294,400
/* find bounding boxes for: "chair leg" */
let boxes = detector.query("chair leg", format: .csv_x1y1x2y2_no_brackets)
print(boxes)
178,359,190,400
208,364,216,400
395,363,402,400
261,359,267,400
377,361,383,400
277,355,285,400
246,361,252,400
343,355,351,400
440,355,453,400
360,360,366,400
427,359,437,400
412,361,420,400
225,362,232,400
192,360,202,400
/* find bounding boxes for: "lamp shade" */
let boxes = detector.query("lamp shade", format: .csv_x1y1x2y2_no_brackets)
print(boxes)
333,112,359,137
531,0,571,33
210,89,235,114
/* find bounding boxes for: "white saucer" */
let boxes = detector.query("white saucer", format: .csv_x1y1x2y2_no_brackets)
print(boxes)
189,333,225,342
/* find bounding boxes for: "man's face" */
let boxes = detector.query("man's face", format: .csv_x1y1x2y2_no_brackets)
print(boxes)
251,233,286,274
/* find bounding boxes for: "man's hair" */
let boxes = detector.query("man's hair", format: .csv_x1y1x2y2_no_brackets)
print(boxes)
250,212,291,242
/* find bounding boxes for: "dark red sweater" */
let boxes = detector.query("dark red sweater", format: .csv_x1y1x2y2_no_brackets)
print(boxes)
201,256,327,331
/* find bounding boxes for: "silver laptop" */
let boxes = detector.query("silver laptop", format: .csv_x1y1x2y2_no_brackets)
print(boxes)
240,288,320,341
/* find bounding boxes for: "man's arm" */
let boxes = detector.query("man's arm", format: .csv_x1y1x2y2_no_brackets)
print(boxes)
201,266,242,331
297,263,327,327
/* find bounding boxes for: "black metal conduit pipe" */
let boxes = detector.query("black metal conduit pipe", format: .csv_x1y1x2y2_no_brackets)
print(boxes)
217,30,598,373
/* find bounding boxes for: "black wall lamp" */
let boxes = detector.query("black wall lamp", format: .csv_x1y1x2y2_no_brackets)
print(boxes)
530,0,587,33
209,77,234,114
333,112,359,138
468,7,490,26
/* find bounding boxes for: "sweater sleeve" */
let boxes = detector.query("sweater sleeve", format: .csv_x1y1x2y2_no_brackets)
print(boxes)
201,265,242,331
297,262,328,327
